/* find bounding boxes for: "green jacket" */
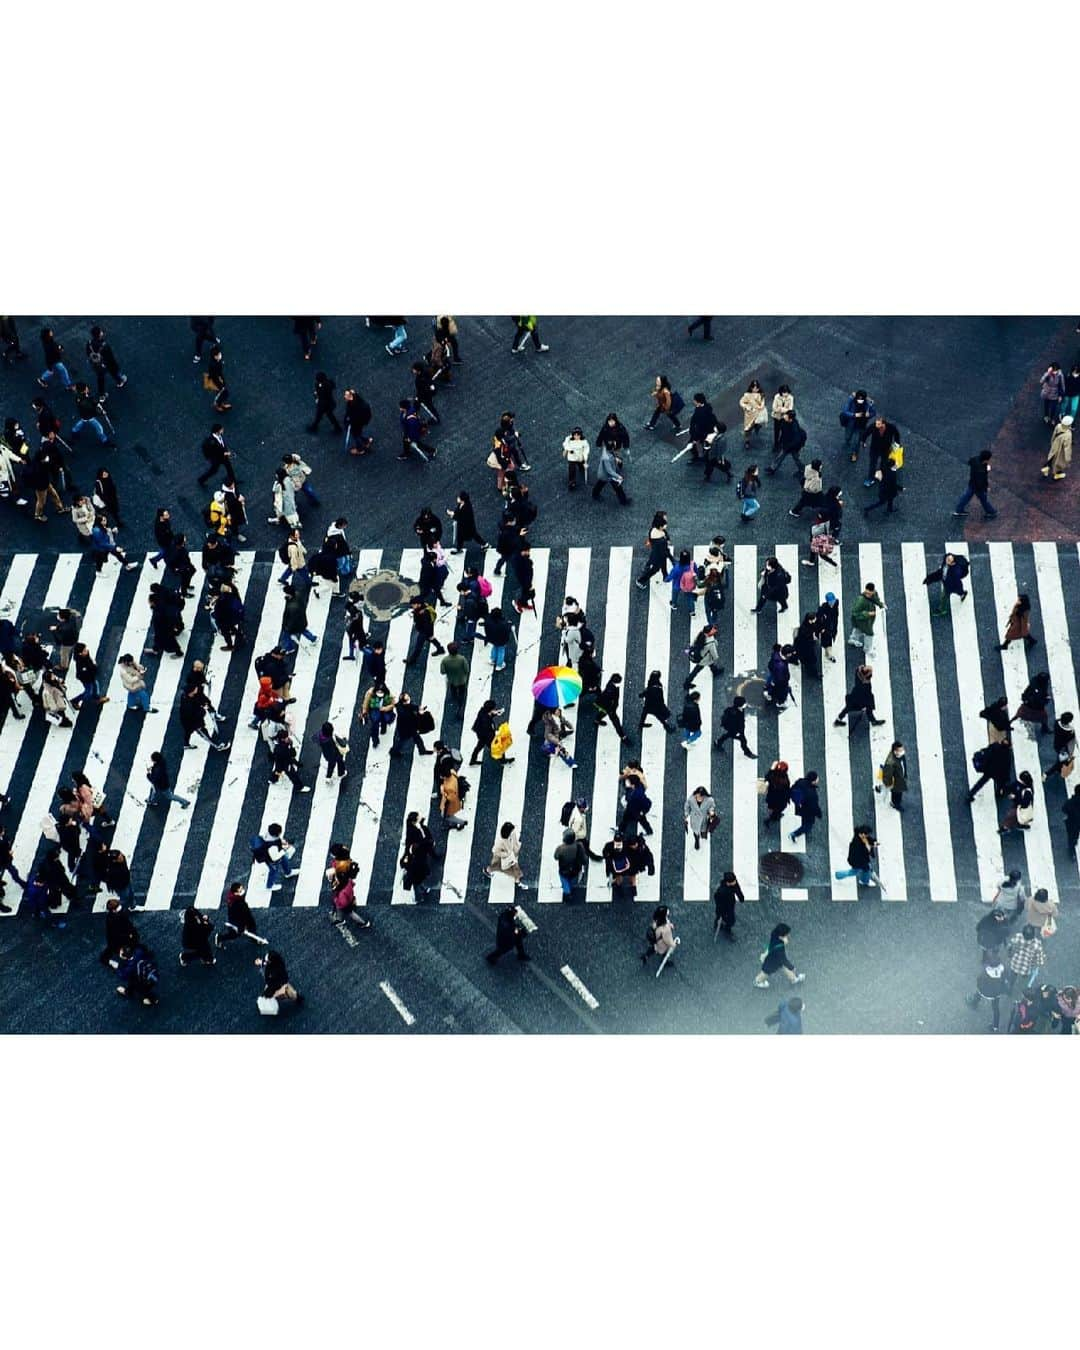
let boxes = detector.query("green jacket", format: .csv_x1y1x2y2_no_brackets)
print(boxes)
851,592,883,636
881,750,908,793
440,653,470,687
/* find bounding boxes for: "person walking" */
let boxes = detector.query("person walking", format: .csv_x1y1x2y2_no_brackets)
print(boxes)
641,905,678,972
713,871,745,941
766,410,807,476
620,766,654,837
595,672,630,743
684,624,722,689
739,380,766,449
268,729,312,793
840,389,876,461
307,371,342,434
99,897,138,967
406,599,447,666
861,414,901,486
509,543,536,615
591,435,630,506
686,393,722,465
1040,362,1066,424
553,829,589,899
255,949,303,1010
37,326,73,390
542,707,578,767
924,551,971,616
714,695,756,757
863,457,902,516
283,452,319,509
196,423,232,489
1042,415,1073,482
635,512,673,589
765,997,805,1034
1010,671,1052,737
438,763,468,832
736,464,761,521
204,343,231,411
292,317,321,360
1042,712,1076,782
815,592,840,664
788,770,822,844
770,384,795,452
118,654,155,715
114,943,160,1006
484,821,528,889
70,643,108,711
997,771,1035,835
966,951,1008,1032
279,582,318,654
997,594,1038,652
788,458,824,519
966,737,1014,802
952,449,998,520
70,382,117,447
446,491,486,551
1023,885,1059,938
834,663,886,730
879,742,908,811
146,752,191,809
511,317,549,354
179,906,216,968
668,549,699,616
439,642,470,707
389,692,435,758
1006,925,1047,990
343,387,374,456
644,375,683,433
410,359,441,425
762,760,791,828
790,613,821,680
435,315,462,364
190,317,218,363
315,721,349,783
486,903,531,963
750,556,791,615
480,606,511,672
248,824,300,895
834,825,879,887
638,670,675,733
684,786,717,850
754,922,806,988
687,316,714,341
361,681,396,749
848,581,885,657
1063,360,1080,422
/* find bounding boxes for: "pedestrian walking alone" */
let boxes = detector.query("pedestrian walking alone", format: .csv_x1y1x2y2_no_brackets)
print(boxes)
307,371,342,434
485,903,531,964
848,582,885,656
713,871,744,941
179,906,216,967
1010,671,1052,737
684,786,717,849
788,771,822,844
1042,416,1073,482
754,923,806,988
1042,712,1076,782
834,825,879,888
840,389,875,460
1040,362,1066,424
714,695,756,757
591,434,630,506
998,594,1038,652
834,664,886,730
641,905,677,972
635,512,673,589
878,742,908,810
644,375,683,433
484,821,528,889
952,449,997,520
638,670,675,733
204,344,231,411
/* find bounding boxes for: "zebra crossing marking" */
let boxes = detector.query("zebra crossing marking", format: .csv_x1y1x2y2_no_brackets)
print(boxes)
682,545,714,902
774,543,805,864
1035,542,1080,883
636,558,671,906
586,547,632,903
820,549,856,899
732,545,760,899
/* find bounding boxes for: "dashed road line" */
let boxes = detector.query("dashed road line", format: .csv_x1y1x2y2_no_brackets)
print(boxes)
560,965,599,1011
379,980,416,1026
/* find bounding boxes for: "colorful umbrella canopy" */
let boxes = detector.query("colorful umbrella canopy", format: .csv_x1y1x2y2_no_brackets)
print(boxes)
531,665,583,708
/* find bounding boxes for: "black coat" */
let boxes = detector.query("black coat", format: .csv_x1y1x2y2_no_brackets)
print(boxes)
494,907,522,953
689,403,719,442
640,680,670,719
713,878,744,922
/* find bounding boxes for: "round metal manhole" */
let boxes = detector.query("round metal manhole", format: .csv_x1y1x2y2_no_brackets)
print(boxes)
758,851,805,887
733,672,767,710
349,568,419,622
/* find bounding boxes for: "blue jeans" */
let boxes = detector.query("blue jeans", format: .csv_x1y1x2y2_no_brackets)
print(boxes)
71,679,99,708
71,417,108,443
300,482,319,506
954,486,996,517
279,564,310,588
834,866,872,885
266,851,296,888
279,629,316,654
559,873,573,896
369,711,389,747
148,786,191,809
40,362,73,389
790,819,814,841
126,688,150,712
740,497,760,518
387,325,408,353
844,421,867,454
489,644,507,667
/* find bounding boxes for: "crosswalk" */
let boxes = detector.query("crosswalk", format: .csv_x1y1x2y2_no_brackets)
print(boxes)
1,540,1079,913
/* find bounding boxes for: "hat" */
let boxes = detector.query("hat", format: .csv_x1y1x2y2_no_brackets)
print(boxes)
825,592,837,604
1062,416,1075,427
575,796,588,809
213,490,225,504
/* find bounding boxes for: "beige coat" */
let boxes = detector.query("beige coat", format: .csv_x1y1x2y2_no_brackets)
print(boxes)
740,390,766,432
1047,423,1073,474
488,828,523,879
1024,891,1059,933
119,661,147,693
772,391,795,421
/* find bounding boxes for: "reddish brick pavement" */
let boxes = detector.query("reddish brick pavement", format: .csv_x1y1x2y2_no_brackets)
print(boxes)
965,320,1080,545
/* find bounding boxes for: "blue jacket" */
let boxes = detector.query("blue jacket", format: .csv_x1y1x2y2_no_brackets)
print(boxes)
842,394,876,424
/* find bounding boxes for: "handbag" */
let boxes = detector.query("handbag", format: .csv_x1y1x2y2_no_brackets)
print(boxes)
256,996,280,1016
334,735,350,758
202,372,217,392
754,407,768,426
486,450,501,469
1042,915,1057,938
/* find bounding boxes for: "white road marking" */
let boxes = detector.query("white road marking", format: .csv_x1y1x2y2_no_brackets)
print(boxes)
774,543,804,855
586,547,633,903
732,545,760,899
1036,542,1080,884
682,545,714,902
636,560,671,905
900,543,958,901
560,964,599,1010
378,980,416,1026
820,550,856,899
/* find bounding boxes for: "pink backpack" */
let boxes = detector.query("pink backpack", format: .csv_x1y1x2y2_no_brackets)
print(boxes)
477,575,493,598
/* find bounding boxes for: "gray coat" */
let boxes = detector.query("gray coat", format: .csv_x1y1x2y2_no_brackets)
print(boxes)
684,792,716,838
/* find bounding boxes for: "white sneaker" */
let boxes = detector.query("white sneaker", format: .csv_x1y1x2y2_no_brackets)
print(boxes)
269,882,283,891
794,972,806,983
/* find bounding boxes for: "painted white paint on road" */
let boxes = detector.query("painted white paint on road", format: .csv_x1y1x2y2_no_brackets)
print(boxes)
379,980,416,1026
560,964,600,1010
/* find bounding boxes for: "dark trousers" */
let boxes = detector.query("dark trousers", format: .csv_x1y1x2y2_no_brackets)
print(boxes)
688,317,713,339
636,558,669,586
703,451,732,482
193,327,218,359
715,728,755,757
647,408,681,431
969,773,1007,799
592,480,628,505
596,705,626,739
322,750,347,779
270,763,305,789
512,325,543,351
486,934,527,963
310,403,342,432
620,809,652,837
390,728,429,757
197,459,227,487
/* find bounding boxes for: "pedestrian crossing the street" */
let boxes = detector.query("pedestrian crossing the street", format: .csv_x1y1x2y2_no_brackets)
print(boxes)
1,540,1079,917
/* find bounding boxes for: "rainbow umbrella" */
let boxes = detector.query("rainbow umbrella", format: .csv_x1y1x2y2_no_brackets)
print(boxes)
531,665,583,708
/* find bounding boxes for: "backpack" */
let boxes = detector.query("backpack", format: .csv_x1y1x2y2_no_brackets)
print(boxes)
458,775,471,802
689,630,707,661
477,575,493,598
670,391,685,415
137,952,159,986
790,781,806,809
250,834,271,864
953,555,970,578
679,568,696,593
639,793,653,814
972,748,987,773
278,540,291,565
560,801,574,828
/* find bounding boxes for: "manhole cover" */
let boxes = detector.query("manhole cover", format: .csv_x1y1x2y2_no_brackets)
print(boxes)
734,673,766,710
349,568,419,622
758,851,805,886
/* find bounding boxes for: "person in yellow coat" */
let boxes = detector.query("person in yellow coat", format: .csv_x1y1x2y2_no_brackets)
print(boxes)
490,720,514,766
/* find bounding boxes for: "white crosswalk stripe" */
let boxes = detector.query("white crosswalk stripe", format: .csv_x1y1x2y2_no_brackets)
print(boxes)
2,543,1080,916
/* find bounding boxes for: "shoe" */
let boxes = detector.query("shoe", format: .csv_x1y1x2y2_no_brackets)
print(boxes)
634,580,646,591
794,973,806,983
951,511,967,518
297,786,312,794
788,509,802,518
833,717,846,726
789,831,798,843
754,974,769,988
537,345,550,353
269,882,283,891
